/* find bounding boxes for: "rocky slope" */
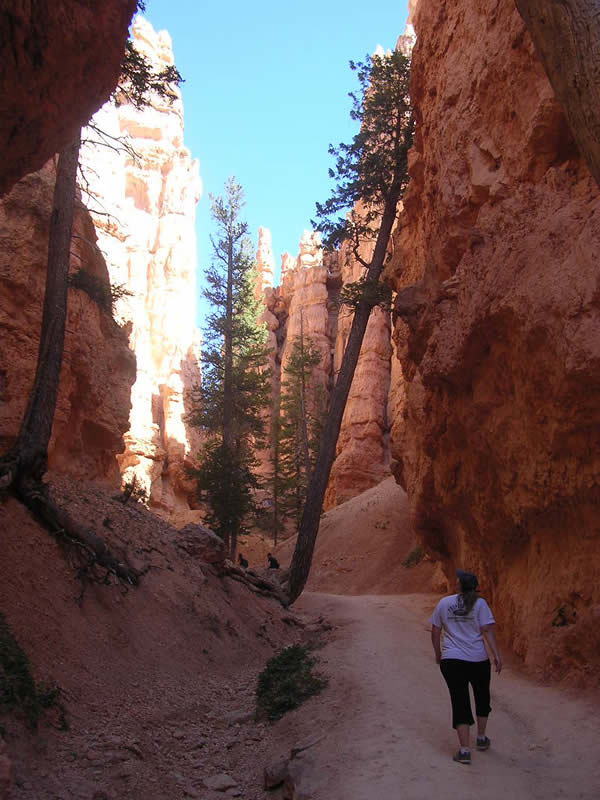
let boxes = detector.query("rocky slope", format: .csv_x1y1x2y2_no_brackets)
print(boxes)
387,0,600,684
0,0,137,196
0,475,309,800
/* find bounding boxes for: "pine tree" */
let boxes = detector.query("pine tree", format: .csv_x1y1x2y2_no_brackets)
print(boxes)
286,49,413,603
276,332,325,529
192,178,272,558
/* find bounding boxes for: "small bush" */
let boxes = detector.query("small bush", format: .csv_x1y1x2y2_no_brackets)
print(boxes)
68,268,133,318
402,545,425,568
117,475,148,505
339,277,392,312
0,614,65,730
256,645,328,721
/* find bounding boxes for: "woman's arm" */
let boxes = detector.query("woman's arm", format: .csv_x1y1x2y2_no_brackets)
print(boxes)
481,623,502,673
431,624,442,664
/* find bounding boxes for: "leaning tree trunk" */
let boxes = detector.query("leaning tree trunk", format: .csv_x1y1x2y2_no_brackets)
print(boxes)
515,0,600,190
286,182,403,604
0,130,138,586
2,132,81,486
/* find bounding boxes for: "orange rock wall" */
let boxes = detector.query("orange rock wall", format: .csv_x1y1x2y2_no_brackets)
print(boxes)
325,241,393,507
0,164,135,482
0,0,136,196
259,229,393,509
387,0,600,684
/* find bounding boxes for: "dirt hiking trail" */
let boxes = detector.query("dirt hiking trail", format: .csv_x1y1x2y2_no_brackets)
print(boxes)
280,592,600,800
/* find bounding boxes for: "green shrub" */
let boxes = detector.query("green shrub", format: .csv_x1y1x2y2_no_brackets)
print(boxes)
68,268,133,318
402,545,425,568
0,614,65,730
256,645,328,720
117,475,148,505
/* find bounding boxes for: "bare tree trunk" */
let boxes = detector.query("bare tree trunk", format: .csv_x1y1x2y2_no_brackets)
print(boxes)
0,131,139,587
1,132,80,485
286,186,402,604
515,0,600,189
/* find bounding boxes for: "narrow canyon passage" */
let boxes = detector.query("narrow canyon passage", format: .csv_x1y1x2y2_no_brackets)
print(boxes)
289,593,600,800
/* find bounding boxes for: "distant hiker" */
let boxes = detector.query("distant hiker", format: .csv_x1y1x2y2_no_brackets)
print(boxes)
430,569,502,765
238,553,249,569
267,553,279,569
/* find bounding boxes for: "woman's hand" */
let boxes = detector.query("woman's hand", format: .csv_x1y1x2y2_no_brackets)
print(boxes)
494,655,502,673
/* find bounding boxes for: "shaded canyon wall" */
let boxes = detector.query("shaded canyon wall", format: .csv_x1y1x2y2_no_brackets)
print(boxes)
387,0,600,684
0,162,136,482
0,1,140,481
0,0,137,196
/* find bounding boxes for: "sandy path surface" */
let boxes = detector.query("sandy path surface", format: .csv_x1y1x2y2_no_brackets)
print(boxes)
286,592,600,800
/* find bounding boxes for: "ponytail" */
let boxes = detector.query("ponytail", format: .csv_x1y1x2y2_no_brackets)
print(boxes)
461,589,478,614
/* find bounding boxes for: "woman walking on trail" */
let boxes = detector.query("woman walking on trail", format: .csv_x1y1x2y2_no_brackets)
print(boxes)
430,569,502,765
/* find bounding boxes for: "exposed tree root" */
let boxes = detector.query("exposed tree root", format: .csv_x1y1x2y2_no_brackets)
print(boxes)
224,564,289,607
1,458,139,592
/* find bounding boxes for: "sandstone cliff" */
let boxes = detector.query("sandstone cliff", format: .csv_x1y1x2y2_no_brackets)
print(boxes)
325,240,393,507
0,162,136,482
387,0,600,684
258,228,393,509
80,17,202,513
0,0,137,197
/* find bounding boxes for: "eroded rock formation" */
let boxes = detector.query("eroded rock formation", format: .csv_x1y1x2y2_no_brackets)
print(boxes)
80,17,202,513
258,228,393,508
0,0,137,197
387,0,600,684
0,162,135,482
324,241,393,507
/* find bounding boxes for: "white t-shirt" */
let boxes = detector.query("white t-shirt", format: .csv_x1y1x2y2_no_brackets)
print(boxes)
430,594,495,662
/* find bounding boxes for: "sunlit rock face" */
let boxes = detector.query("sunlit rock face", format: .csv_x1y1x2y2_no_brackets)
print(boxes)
386,0,600,684
325,238,393,508
0,163,135,481
260,229,333,459
0,0,137,197
260,227,393,509
281,231,331,395
80,17,202,514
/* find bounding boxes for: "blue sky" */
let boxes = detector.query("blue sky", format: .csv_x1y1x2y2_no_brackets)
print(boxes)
143,0,408,323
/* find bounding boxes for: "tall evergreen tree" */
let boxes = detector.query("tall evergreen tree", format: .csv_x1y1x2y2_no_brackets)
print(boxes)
276,331,325,529
286,50,413,603
192,178,271,558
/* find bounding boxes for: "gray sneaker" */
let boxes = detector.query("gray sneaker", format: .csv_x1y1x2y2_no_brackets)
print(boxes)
476,736,491,751
453,750,471,764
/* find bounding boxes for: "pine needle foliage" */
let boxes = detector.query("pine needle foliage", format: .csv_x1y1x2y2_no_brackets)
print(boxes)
286,50,413,603
118,40,183,110
190,179,272,556
276,335,325,528
67,268,133,318
313,49,412,263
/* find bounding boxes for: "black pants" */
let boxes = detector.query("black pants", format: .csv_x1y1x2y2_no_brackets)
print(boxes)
440,658,491,728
